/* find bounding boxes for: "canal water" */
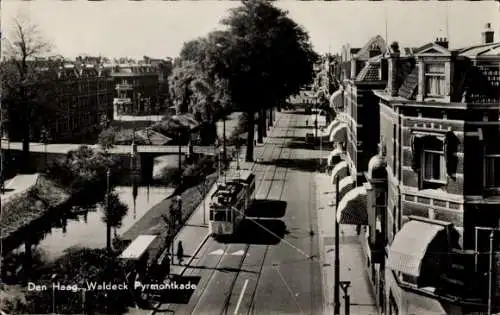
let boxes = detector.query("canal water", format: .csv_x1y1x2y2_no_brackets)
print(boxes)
33,185,173,262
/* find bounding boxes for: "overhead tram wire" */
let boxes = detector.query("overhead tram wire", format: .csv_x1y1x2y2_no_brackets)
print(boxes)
221,115,292,315
152,114,285,315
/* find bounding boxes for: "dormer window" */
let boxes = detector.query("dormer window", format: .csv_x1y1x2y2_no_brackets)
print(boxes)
424,63,446,97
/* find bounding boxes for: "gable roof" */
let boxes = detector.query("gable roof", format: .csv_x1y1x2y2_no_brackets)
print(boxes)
354,35,387,60
414,42,451,56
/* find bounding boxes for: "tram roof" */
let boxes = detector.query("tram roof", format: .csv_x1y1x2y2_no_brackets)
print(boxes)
224,170,254,183
119,234,157,260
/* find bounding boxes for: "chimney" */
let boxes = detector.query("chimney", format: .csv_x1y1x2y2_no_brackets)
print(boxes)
387,42,400,96
435,37,449,49
482,23,494,44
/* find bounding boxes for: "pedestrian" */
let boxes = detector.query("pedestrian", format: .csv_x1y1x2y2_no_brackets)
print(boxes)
176,241,184,265
306,119,309,127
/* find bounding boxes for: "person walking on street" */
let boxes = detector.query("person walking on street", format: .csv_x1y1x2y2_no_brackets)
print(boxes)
306,119,309,127
176,241,184,265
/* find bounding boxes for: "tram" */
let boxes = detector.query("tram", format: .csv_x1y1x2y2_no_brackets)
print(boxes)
209,170,256,236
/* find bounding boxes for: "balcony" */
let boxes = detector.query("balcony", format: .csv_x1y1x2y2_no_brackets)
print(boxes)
113,98,132,105
115,83,133,90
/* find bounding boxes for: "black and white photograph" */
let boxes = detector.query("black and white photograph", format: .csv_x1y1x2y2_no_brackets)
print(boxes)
0,1,499,314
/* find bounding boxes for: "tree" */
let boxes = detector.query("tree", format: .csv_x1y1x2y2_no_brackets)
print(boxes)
97,127,117,151
214,0,318,161
2,12,53,172
101,191,129,252
170,37,233,145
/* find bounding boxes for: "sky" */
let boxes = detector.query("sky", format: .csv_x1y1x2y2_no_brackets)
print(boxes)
1,1,499,60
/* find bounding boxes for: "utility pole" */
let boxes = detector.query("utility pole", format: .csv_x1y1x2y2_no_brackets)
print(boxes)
340,281,351,315
105,169,112,252
203,180,206,225
178,130,182,186
223,116,227,165
488,231,496,315
334,175,341,315
0,106,4,193
475,226,499,315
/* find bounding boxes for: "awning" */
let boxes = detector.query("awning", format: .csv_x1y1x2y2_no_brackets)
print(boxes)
387,220,446,277
324,120,340,136
336,186,368,225
329,88,343,108
331,161,349,184
329,123,347,143
327,148,343,166
338,176,355,201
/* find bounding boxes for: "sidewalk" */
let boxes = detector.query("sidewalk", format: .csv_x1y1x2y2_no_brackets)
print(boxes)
1,173,40,206
315,172,378,315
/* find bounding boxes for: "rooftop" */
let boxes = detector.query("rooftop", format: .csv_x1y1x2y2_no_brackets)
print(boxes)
390,41,500,103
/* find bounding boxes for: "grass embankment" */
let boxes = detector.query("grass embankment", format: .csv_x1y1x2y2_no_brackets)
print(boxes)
120,173,217,243
0,176,70,243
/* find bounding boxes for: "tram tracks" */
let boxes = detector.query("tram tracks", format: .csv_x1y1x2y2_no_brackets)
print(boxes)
243,116,296,315
166,115,290,315
209,115,295,315
190,136,281,315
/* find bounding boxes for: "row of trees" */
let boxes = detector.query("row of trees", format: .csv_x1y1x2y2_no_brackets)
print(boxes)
2,1,318,167
168,0,318,161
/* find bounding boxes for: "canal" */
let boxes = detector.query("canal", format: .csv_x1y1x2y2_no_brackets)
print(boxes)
33,185,173,262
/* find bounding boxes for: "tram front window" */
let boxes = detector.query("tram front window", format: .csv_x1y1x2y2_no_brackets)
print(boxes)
213,210,226,221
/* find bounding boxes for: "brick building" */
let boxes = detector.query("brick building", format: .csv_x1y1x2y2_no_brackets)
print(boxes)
329,35,387,189
111,63,160,118
4,58,114,143
329,23,500,315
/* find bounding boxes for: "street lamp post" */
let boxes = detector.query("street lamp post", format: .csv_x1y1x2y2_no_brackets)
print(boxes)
178,130,182,186
105,169,112,252
223,116,227,164
340,281,351,315
0,108,4,193
334,175,341,315
474,226,499,315
488,231,495,315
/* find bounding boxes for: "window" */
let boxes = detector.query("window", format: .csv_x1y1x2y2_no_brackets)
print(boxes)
424,63,446,97
422,149,446,183
485,155,500,188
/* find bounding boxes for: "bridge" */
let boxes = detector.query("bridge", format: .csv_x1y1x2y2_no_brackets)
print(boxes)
0,140,226,156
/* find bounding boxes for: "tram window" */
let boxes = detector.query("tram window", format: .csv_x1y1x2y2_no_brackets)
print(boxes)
214,211,226,221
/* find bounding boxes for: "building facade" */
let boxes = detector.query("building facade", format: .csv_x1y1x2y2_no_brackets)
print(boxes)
330,35,387,186
111,63,159,118
329,23,500,315
4,58,114,143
